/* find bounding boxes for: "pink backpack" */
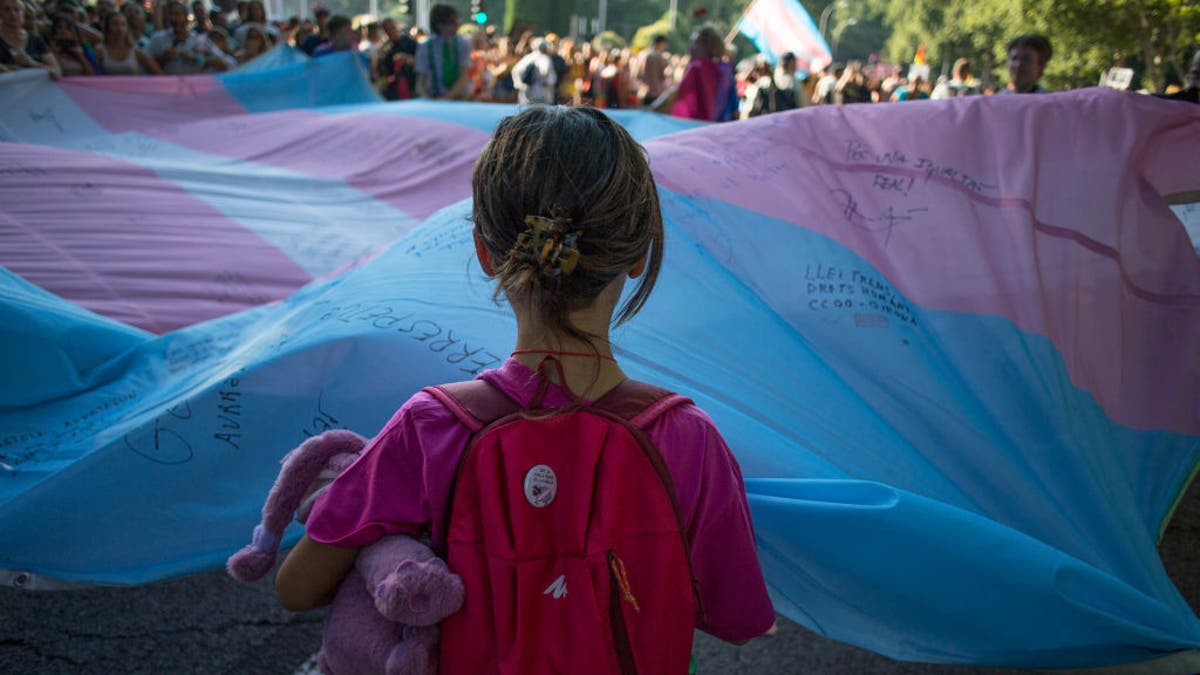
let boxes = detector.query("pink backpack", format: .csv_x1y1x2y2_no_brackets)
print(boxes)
424,376,700,675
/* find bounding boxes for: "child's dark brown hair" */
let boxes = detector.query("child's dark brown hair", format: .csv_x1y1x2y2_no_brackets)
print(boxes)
472,106,664,346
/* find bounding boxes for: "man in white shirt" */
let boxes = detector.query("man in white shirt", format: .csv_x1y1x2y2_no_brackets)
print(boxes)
512,37,557,105
148,0,231,74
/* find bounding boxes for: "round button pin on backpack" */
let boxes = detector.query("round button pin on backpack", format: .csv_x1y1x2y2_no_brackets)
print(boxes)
524,464,557,507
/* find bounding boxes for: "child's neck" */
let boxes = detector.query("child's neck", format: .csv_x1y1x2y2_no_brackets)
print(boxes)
511,337,626,402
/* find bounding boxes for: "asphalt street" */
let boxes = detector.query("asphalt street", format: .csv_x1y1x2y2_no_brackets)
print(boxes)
2,479,1196,675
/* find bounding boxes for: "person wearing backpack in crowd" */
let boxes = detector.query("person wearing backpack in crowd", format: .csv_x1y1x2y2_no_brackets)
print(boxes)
414,3,471,100
747,51,803,117
276,104,776,674
512,36,557,105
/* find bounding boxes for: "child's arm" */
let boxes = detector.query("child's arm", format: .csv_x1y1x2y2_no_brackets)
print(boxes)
275,534,360,612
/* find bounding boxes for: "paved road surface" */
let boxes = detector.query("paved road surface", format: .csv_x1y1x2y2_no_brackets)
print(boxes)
3,481,1196,674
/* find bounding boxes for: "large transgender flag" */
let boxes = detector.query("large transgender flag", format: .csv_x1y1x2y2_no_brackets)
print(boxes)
736,0,833,70
2,50,1200,671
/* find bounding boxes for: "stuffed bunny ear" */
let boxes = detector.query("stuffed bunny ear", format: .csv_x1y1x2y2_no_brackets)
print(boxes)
225,429,367,583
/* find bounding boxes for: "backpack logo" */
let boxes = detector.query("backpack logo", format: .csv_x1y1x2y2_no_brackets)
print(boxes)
523,464,557,508
543,574,568,599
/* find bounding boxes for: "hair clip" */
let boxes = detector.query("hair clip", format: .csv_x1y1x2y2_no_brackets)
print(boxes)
521,215,581,277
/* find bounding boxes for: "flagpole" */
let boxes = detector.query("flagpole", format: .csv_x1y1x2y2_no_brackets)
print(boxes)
725,0,756,45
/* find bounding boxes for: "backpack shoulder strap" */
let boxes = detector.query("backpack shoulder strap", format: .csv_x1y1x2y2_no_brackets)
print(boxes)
590,379,691,429
423,380,523,432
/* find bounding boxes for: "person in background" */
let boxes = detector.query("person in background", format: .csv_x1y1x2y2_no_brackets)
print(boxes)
291,17,313,49
593,47,629,108
121,1,151,49
414,3,470,100
891,73,929,101
148,0,230,73
634,33,669,107
207,8,227,35
358,20,381,61
227,0,246,33
92,0,116,31
747,51,803,117
1000,33,1051,94
544,33,568,102
512,36,556,105
96,9,161,73
931,57,979,98
836,60,871,104
376,17,416,100
48,12,98,75
0,0,60,77
743,56,775,117
311,13,368,74
277,15,298,45
311,13,354,56
233,23,269,63
298,5,328,55
205,24,232,58
658,25,729,121
485,33,519,103
190,0,206,33
812,62,840,104
233,0,273,45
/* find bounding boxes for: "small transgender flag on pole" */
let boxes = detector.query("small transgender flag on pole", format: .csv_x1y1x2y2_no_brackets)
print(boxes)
732,0,833,71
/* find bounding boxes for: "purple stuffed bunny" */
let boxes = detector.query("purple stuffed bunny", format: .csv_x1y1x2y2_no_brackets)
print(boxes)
226,430,465,674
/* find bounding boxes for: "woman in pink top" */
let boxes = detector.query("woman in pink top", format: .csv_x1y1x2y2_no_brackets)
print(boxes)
663,25,727,121
276,105,775,668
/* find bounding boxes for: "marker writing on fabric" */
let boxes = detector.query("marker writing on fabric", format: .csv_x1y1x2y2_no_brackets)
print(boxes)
214,377,242,450
828,189,929,246
28,107,64,133
302,390,342,438
311,300,504,375
844,139,907,166
124,417,195,465
872,174,915,195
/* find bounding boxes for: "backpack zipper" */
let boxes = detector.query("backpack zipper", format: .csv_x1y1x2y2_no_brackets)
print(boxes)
608,549,639,675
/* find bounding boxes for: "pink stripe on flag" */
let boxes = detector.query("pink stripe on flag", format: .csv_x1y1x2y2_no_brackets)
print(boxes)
58,76,249,135
147,110,489,219
0,142,309,334
647,90,1200,434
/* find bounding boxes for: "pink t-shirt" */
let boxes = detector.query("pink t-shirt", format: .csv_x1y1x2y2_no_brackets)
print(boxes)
672,58,722,121
307,358,775,641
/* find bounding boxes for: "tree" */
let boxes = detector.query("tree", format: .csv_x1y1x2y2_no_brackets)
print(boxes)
865,0,1199,92
1041,0,1200,91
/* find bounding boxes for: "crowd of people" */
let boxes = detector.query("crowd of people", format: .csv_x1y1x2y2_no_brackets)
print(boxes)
3,0,1198,115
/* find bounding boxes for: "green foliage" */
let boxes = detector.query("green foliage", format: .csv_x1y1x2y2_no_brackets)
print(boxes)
603,0,671,39
862,0,1199,92
630,11,698,54
593,30,627,51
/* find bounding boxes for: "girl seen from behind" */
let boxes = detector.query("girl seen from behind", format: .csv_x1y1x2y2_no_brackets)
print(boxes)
276,106,775,673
